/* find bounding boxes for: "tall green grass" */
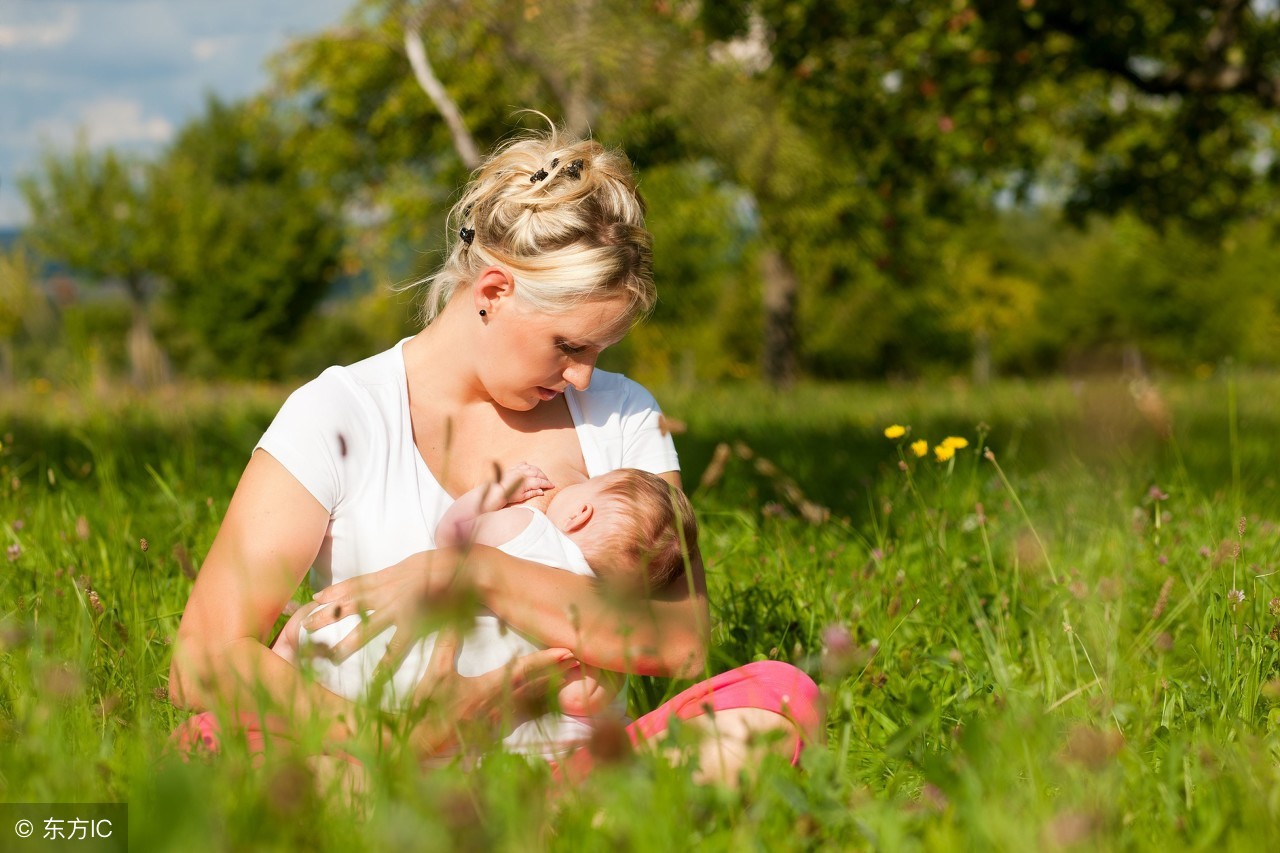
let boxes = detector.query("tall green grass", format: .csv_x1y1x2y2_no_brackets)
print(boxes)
4,373,1280,849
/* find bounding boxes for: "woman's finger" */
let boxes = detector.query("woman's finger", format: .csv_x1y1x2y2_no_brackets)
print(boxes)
426,629,462,681
311,573,371,606
409,629,463,706
324,610,392,663
506,647,577,689
299,600,341,631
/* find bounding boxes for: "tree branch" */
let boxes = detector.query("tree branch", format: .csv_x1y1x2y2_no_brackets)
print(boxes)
403,8,482,169
1013,2,1280,109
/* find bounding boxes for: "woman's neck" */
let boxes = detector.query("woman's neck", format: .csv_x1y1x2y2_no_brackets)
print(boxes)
403,303,490,407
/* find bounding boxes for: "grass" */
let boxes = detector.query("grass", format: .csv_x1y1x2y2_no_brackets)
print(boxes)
4,371,1280,849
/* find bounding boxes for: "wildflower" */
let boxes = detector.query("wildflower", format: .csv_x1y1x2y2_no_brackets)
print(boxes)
139,538,149,552
941,436,969,450
983,448,996,461
910,439,928,458
1148,486,1168,501
884,424,907,439
5,544,19,562
1269,598,1280,618
1227,589,1246,609
934,444,956,462
87,590,103,615
75,516,90,541
1151,577,1174,620
11,519,23,531
821,623,854,656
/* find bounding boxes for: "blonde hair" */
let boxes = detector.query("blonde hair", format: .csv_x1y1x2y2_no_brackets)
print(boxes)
420,122,655,325
582,469,699,593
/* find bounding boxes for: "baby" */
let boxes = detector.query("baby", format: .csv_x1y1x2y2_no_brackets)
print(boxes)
273,463,697,754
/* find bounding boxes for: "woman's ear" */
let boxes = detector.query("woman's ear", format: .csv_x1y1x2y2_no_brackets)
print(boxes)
473,266,515,315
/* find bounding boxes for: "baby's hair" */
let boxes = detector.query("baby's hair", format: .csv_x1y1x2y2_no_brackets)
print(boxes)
419,115,654,326
588,469,699,592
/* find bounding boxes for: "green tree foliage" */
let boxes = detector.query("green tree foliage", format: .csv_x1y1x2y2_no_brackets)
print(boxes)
191,0,1280,380
150,97,344,378
0,243,53,385
689,0,1280,377
18,145,171,386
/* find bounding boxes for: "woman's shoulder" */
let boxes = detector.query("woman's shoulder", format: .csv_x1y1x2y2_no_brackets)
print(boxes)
287,341,408,411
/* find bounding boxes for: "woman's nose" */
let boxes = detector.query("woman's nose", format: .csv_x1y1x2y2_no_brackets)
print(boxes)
564,359,596,391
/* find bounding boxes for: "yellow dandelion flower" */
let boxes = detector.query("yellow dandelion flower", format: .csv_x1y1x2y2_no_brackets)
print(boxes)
910,439,928,457
941,436,969,450
935,444,956,462
884,424,907,439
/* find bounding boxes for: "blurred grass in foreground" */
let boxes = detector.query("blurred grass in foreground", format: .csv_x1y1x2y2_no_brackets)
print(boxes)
4,372,1280,849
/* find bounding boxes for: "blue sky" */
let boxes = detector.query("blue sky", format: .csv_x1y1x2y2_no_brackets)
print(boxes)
0,0,352,227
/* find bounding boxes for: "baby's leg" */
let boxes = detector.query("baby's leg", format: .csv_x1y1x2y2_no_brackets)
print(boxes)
270,601,324,666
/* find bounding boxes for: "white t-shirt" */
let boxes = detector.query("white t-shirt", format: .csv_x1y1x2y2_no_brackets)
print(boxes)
256,338,678,750
300,507,609,754
256,337,679,591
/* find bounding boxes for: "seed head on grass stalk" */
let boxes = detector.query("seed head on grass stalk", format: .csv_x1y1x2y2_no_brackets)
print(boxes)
983,448,1058,585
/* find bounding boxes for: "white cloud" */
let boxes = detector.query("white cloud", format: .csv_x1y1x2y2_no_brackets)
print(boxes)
34,99,174,148
192,36,240,62
0,7,79,49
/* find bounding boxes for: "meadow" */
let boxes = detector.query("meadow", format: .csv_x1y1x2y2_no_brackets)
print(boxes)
4,372,1280,850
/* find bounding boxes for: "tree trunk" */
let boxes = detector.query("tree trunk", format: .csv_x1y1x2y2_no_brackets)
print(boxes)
760,247,797,388
124,280,170,389
972,328,992,386
0,339,13,388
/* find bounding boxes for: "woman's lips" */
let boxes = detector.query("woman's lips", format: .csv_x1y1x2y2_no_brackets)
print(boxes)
536,386,560,401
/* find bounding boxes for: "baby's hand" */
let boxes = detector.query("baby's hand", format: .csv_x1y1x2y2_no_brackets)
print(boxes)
500,462,554,505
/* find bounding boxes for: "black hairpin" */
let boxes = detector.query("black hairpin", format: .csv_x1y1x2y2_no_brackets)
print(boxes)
564,159,584,179
530,169,548,183
550,158,560,170
459,226,475,245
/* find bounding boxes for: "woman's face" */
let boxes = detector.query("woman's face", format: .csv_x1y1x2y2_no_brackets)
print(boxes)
477,292,633,412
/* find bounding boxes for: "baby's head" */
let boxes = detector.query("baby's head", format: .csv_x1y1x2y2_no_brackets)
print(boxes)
546,469,698,593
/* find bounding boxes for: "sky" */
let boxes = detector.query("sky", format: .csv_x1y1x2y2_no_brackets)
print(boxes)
0,0,353,228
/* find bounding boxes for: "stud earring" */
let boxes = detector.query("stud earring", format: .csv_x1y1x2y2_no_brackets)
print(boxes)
479,309,487,317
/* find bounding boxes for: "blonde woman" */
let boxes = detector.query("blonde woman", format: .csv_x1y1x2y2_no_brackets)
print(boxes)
170,125,820,783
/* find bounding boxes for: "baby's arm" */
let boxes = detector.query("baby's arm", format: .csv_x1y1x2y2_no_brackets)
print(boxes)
557,664,624,717
436,463,553,547
270,600,324,665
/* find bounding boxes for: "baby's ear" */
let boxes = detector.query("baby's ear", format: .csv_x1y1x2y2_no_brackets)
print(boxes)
561,502,594,534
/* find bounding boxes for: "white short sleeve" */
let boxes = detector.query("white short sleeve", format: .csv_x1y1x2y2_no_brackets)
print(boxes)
255,367,370,513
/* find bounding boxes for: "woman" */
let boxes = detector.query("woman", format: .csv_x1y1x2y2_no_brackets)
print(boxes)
169,125,821,783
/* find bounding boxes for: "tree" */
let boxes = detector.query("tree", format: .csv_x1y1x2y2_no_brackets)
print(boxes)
0,243,52,385
19,145,171,387
151,97,344,378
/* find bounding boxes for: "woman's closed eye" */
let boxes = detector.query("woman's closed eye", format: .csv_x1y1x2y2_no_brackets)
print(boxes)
556,340,589,355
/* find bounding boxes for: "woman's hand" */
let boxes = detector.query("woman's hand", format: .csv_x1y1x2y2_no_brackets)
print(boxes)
407,628,576,756
305,548,474,670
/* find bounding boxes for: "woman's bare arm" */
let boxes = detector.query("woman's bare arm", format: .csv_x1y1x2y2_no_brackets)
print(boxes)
309,472,710,679
171,451,574,754
469,545,709,679
474,470,709,678
168,450,363,741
